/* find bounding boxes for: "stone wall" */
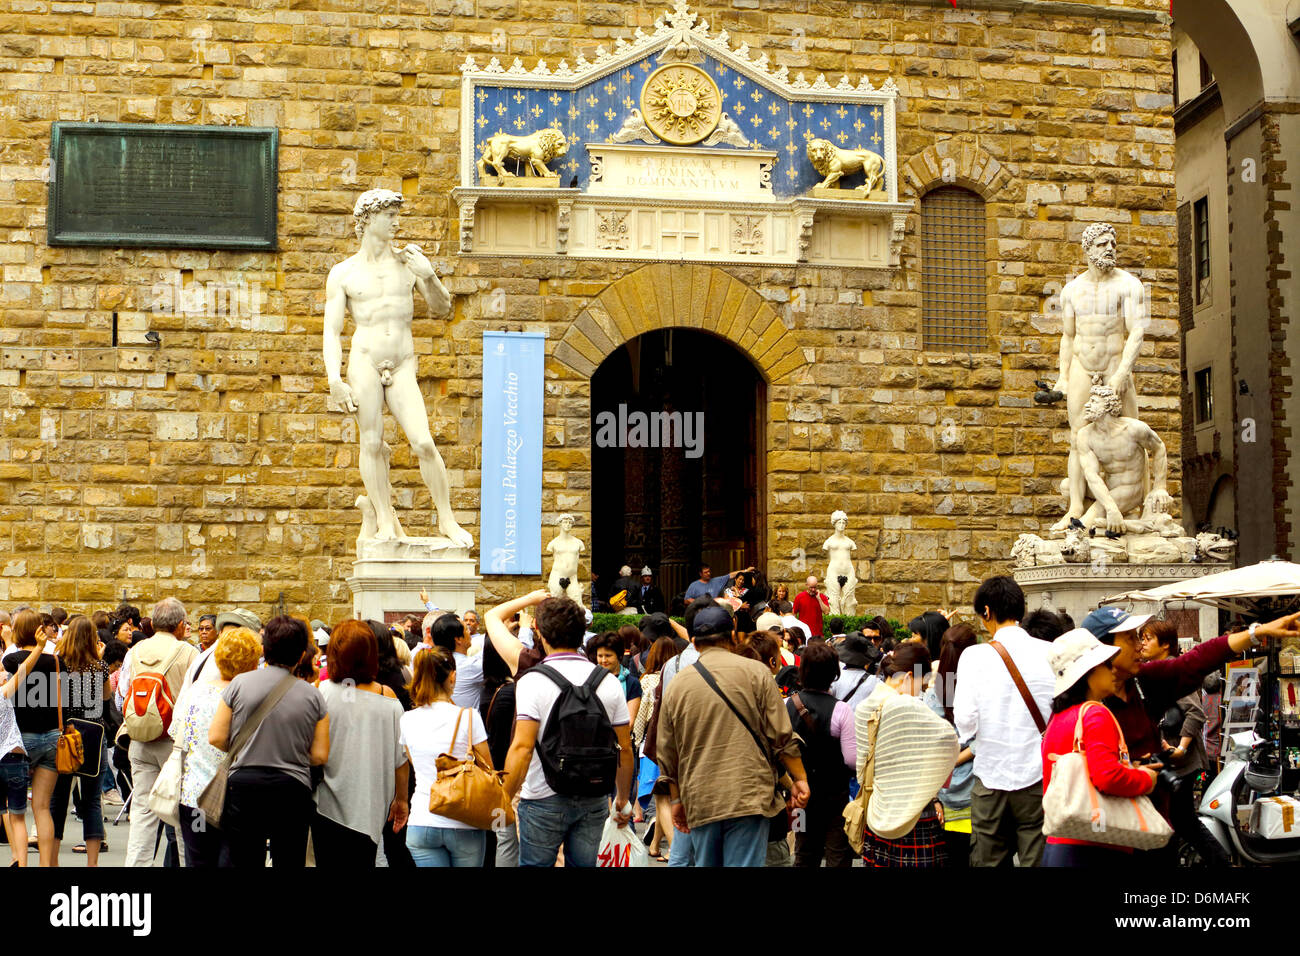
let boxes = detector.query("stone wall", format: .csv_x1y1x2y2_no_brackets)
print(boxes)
0,0,1178,622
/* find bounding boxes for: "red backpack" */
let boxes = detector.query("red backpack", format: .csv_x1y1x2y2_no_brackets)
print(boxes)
122,641,188,742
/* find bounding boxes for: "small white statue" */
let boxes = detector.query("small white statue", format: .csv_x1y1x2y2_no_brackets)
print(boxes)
823,509,858,616
546,513,586,605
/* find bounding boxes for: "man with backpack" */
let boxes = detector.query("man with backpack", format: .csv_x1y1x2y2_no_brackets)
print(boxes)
114,597,198,867
501,593,635,867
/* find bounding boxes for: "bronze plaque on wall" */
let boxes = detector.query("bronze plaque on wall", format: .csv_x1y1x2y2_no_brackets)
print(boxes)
48,123,278,250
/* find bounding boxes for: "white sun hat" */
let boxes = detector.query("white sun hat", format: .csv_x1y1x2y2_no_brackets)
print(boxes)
1048,627,1122,698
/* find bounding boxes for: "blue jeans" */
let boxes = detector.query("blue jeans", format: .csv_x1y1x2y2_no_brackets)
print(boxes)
1042,841,1132,867
688,814,768,867
406,826,485,867
517,793,607,868
667,825,693,866
21,730,59,773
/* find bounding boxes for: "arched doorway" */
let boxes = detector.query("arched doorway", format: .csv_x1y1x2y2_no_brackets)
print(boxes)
591,328,765,603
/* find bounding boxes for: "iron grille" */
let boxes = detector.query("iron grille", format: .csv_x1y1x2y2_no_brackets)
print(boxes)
921,186,988,352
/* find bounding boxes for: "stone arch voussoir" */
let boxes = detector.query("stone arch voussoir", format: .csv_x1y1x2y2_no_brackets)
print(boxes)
551,264,805,384
901,141,1021,203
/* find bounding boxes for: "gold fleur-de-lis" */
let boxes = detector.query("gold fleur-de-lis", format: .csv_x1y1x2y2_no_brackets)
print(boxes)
568,106,579,119
835,105,847,118
605,108,616,121
734,77,745,88
803,129,814,141
751,88,763,102
623,96,634,109
587,119,599,134
477,115,488,128
604,82,616,95
735,102,745,114
871,107,882,121
786,117,797,129
495,102,507,116
622,70,634,84
785,164,798,179
513,117,526,129
768,126,779,138
769,102,780,115
587,94,598,107
549,92,562,105
513,91,525,104
854,118,865,132
786,141,797,154
640,60,652,71
477,90,488,102
820,118,830,129
836,131,848,143
531,105,543,118
871,131,882,145
802,104,814,118
751,114,763,126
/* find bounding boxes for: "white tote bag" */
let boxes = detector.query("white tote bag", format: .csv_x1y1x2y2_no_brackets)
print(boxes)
1042,701,1172,850
148,743,184,829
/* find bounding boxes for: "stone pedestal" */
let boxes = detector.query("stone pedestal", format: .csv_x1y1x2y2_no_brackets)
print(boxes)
347,538,481,620
1014,562,1224,641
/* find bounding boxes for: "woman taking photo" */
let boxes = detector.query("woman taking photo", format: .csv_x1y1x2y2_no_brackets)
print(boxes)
313,620,409,868
400,647,493,867
209,615,330,868
172,627,262,867
1041,629,1158,867
2,610,61,866
49,616,110,863
854,643,957,867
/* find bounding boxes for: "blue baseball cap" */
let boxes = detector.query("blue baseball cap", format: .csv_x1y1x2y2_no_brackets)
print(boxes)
692,605,734,638
1079,607,1128,642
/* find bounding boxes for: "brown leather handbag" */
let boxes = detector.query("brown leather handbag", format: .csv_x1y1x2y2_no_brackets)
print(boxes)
54,658,85,774
427,707,515,831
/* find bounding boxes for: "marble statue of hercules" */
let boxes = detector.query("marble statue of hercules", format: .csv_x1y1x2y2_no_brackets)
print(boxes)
323,188,473,547
1075,384,1177,534
1050,222,1148,533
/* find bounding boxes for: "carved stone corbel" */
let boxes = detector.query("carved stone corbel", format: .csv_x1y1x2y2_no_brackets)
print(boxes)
556,197,574,254
888,212,907,267
458,197,478,254
795,209,816,263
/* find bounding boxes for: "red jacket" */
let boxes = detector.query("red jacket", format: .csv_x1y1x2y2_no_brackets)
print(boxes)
1042,702,1154,848
792,590,829,637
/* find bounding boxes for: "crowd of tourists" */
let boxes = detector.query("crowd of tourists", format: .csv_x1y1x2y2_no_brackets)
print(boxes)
0,570,1294,868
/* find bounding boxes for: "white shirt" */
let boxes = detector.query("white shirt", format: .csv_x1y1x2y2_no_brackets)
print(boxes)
514,652,629,801
830,666,878,712
659,643,700,693
178,644,220,698
952,626,1054,792
452,650,484,709
400,702,487,830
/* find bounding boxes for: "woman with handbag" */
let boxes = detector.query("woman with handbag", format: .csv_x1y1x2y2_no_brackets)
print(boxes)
1041,629,1160,867
49,616,110,863
1,638,46,866
167,627,262,867
852,644,959,867
2,610,62,867
400,647,495,867
208,616,330,868
312,620,409,868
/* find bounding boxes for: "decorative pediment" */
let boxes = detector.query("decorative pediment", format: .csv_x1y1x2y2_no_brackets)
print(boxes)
453,2,908,270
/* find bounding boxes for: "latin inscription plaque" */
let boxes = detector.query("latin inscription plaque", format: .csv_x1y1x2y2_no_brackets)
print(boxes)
48,123,277,250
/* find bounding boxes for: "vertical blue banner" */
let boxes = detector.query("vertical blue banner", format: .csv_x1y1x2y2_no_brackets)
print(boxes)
480,331,546,575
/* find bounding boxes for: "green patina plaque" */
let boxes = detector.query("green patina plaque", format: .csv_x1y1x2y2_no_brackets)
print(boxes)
48,122,278,250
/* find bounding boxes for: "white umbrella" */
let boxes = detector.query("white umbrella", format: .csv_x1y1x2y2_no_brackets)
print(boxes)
1101,558,1300,614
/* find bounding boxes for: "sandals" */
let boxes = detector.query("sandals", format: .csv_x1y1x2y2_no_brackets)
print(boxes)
72,842,106,854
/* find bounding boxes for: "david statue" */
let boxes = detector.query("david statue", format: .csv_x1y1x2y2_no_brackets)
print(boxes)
324,188,473,548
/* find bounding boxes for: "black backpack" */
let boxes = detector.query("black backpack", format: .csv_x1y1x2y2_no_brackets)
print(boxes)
532,664,620,797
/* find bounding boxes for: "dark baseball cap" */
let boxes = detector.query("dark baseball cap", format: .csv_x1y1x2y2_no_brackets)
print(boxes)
1080,607,1128,643
692,605,734,638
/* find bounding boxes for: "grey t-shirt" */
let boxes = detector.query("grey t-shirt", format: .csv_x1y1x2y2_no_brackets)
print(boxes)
315,680,405,844
223,666,326,790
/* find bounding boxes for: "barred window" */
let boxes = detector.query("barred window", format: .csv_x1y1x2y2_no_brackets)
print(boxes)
921,186,988,352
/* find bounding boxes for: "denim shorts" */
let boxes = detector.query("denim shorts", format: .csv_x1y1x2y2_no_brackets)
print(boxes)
0,752,29,812
21,729,60,774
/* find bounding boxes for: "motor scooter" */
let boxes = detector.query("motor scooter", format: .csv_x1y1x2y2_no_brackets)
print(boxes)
1192,732,1300,865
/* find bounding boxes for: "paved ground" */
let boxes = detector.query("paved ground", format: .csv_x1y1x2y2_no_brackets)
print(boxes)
3,791,132,868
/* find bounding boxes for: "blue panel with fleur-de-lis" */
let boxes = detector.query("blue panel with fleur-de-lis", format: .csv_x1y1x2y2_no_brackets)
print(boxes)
472,52,887,198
